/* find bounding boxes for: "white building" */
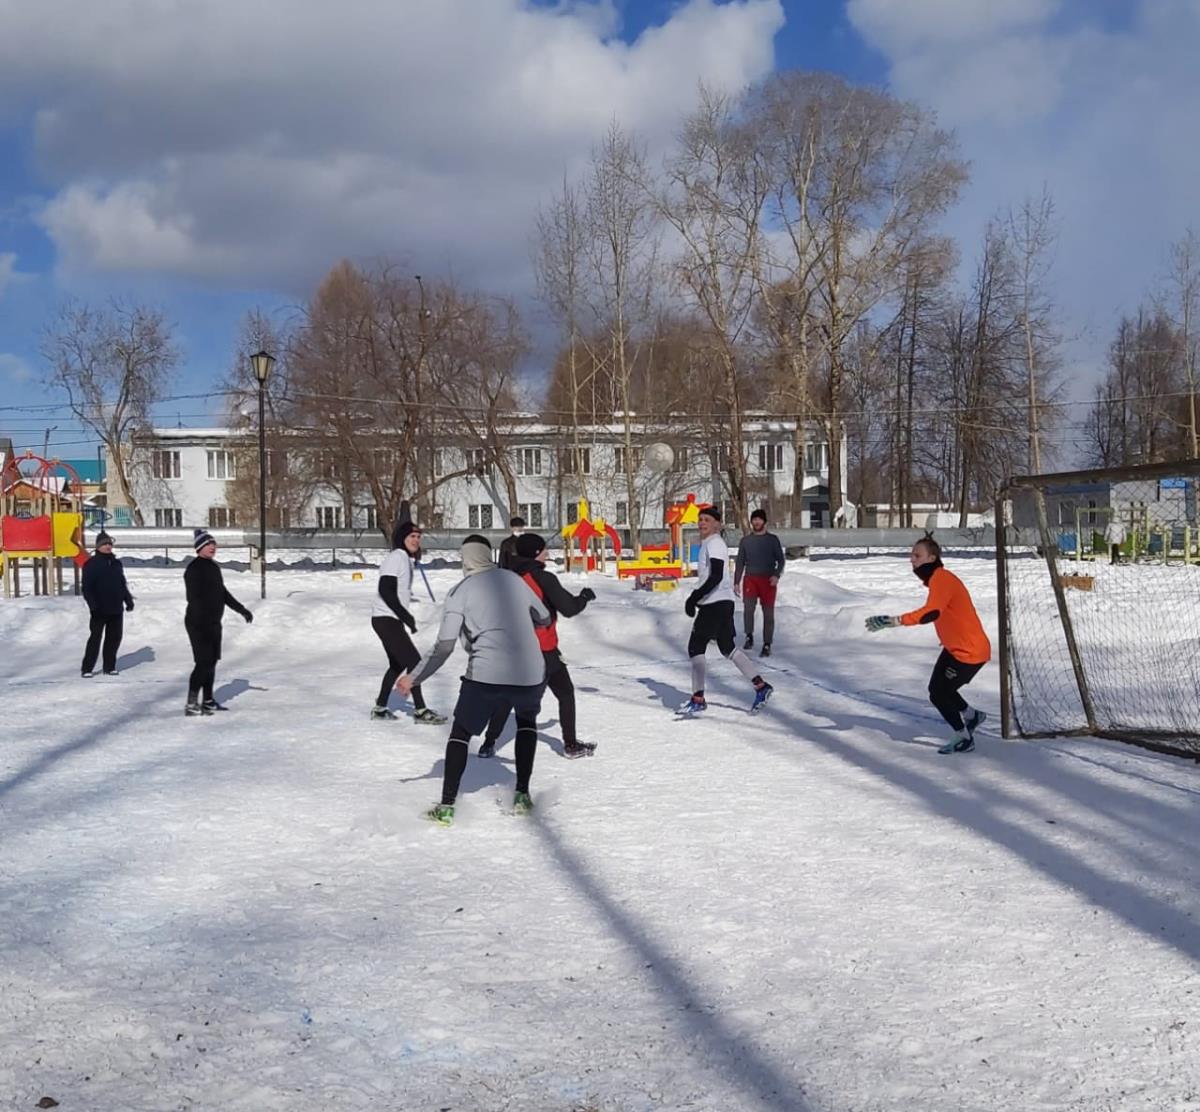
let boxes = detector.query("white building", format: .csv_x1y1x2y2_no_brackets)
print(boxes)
108,419,845,534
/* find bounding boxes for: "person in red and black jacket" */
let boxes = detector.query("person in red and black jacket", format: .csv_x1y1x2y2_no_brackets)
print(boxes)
479,531,596,759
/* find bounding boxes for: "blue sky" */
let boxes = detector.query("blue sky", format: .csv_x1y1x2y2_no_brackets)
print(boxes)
3,0,1200,461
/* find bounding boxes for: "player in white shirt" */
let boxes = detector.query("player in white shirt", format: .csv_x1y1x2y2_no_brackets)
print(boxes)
679,506,774,716
370,522,446,724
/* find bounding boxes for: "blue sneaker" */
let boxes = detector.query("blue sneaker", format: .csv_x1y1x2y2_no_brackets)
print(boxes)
938,733,975,755
963,708,987,738
677,697,707,717
750,682,774,714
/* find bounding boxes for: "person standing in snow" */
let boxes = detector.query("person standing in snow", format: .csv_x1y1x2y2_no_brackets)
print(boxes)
184,529,252,717
864,535,991,754
497,515,525,571
678,506,774,717
1104,515,1127,565
478,532,596,759
395,534,551,825
733,508,785,657
80,530,134,677
370,522,446,724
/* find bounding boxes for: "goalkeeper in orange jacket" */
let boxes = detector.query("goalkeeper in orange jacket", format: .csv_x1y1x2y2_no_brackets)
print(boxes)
865,536,991,754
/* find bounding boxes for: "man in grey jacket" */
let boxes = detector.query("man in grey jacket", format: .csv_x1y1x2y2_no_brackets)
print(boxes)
397,533,551,825
733,508,785,657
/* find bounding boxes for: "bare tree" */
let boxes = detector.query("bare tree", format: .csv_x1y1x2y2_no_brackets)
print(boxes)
43,299,179,525
1163,229,1200,458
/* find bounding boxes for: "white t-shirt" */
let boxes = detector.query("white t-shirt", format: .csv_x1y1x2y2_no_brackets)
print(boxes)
372,548,415,619
696,533,734,605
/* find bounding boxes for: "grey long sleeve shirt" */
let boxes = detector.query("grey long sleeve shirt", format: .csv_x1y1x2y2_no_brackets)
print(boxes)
734,532,786,581
409,565,551,688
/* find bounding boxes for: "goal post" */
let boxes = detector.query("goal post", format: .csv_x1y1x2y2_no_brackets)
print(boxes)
997,459,1200,760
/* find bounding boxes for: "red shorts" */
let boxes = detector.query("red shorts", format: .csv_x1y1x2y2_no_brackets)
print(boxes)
742,574,777,607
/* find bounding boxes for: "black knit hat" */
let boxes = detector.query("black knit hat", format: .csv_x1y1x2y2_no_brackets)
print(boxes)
393,521,421,549
698,505,722,522
515,532,546,559
95,531,114,548
193,528,216,552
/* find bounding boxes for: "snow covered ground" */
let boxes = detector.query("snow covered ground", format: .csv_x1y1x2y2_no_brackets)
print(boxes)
1,555,1197,1112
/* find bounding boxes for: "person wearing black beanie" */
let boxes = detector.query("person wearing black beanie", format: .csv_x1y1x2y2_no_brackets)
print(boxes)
480,533,598,759
80,531,134,676
369,522,446,724
183,529,252,716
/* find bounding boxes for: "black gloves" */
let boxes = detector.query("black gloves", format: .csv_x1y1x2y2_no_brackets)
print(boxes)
579,587,596,603
403,613,418,634
243,610,254,624
685,592,699,618
125,600,135,612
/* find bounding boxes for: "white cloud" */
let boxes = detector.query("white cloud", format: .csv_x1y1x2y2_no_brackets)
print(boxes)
0,252,17,296
847,0,1058,51
0,0,784,292
0,352,34,384
848,0,1200,388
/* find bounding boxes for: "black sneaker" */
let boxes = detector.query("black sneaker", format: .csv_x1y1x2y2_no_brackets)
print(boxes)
82,671,95,679
103,669,120,676
478,740,496,758
743,635,754,650
563,740,597,759
201,700,227,715
760,644,771,658
370,705,397,720
185,702,203,717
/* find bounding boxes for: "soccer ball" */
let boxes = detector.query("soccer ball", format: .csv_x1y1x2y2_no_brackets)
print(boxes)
644,442,675,474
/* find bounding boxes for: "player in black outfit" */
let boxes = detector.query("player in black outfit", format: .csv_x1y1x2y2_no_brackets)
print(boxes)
184,529,252,716
80,531,134,676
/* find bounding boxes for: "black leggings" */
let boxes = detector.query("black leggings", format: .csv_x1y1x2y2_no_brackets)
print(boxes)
484,653,575,745
372,616,426,709
442,713,538,804
928,649,985,732
186,621,222,703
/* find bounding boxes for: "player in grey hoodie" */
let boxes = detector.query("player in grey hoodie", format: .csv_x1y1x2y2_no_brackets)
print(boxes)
397,534,551,825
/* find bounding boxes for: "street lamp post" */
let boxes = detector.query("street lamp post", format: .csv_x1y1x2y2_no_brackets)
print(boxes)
250,350,275,600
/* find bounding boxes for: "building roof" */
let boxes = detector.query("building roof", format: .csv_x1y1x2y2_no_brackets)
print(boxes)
63,459,106,483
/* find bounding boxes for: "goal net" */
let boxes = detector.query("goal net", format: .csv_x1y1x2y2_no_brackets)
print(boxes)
997,461,1200,759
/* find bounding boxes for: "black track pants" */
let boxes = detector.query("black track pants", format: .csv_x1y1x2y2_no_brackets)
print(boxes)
372,616,426,710
82,612,123,674
927,648,985,732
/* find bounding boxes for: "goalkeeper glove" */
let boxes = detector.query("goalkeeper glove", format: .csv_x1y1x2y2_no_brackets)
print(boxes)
864,614,899,633
684,592,699,618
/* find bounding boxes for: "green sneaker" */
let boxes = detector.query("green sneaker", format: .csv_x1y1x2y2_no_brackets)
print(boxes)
512,791,534,816
426,803,455,826
937,734,975,755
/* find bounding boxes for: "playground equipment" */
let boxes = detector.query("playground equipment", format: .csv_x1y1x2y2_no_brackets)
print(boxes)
1,451,87,598
616,493,711,583
561,498,623,573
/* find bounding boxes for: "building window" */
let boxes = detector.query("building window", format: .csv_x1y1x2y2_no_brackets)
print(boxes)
317,506,342,530
566,502,579,525
515,448,543,476
615,500,629,525
465,448,488,473
154,508,183,528
362,506,378,531
207,450,237,480
614,446,642,473
468,504,494,530
433,449,447,478
759,443,784,473
267,507,290,529
804,442,829,473
518,503,544,528
208,506,237,528
266,450,288,477
560,447,591,476
713,445,731,470
152,450,181,479
670,446,688,473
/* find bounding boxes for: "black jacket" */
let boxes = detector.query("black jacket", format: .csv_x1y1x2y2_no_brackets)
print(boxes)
82,553,134,616
509,555,589,622
185,556,249,626
498,534,521,570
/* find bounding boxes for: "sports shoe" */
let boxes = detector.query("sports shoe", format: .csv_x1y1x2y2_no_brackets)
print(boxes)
202,699,228,713
370,705,397,720
963,708,987,738
426,803,455,826
413,708,448,725
477,739,496,758
677,696,707,717
743,635,754,650
563,740,597,759
938,733,975,755
184,702,203,717
81,671,94,679
512,791,534,815
103,669,120,676
751,682,774,713
760,644,772,658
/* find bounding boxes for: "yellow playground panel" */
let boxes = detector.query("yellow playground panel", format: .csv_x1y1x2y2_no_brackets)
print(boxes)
1,451,86,597
561,499,623,573
616,492,711,582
